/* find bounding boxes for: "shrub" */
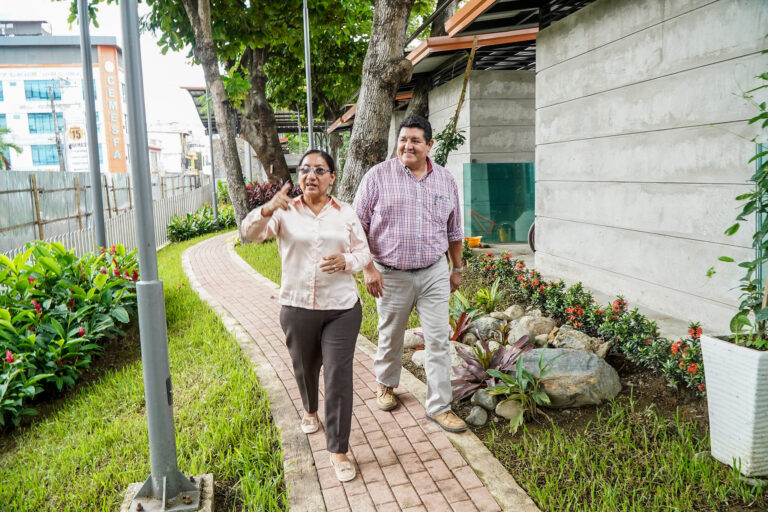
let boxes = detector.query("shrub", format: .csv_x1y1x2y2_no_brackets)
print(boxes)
167,204,237,243
452,334,532,401
0,242,138,426
245,180,301,210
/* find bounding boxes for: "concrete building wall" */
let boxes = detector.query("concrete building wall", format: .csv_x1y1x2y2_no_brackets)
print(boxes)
535,0,768,332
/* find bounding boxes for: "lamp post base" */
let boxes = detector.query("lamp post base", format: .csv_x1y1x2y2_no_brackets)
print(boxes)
120,473,213,512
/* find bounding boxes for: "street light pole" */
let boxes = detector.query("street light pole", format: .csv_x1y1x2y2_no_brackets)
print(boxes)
302,0,314,149
77,0,106,248
206,88,219,226
119,1,199,510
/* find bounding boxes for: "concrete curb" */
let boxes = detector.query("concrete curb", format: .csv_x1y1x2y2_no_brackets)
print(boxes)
182,237,326,512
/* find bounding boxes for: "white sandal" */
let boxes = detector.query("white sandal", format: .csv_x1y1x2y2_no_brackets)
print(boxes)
329,454,356,482
300,415,319,434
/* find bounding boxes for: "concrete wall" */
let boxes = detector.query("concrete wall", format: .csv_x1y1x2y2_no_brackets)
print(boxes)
535,0,768,332
426,69,536,208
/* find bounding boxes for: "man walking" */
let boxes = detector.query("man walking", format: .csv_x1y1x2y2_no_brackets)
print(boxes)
353,115,466,432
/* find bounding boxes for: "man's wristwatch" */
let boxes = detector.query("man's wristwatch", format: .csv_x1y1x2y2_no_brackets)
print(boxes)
451,267,464,274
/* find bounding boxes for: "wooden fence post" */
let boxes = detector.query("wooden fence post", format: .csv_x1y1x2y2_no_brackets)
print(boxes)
103,175,112,219
111,177,119,215
74,177,83,230
29,175,44,240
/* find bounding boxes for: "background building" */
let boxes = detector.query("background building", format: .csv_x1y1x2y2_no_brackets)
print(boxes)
0,20,128,173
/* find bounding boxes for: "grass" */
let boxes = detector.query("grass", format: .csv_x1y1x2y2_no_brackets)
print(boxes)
235,239,418,341
0,232,287,511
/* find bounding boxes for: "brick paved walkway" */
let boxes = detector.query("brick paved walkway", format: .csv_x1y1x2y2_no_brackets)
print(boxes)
184,233,534,512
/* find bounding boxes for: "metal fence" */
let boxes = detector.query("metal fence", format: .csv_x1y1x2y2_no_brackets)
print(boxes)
2,176,211,258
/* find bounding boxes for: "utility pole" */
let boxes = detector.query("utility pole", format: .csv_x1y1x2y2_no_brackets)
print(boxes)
302,0,314,149
49,85,66,172
207,88,219,226
120,0,201,510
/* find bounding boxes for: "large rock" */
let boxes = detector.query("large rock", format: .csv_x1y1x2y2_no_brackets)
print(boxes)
412,341,464,369
460,332,477,345
504,305,525,320
471,389,498,411
552,325,612,358
534,334,549,348
468,316,507,340
519,316,556,336
520,348,621,408
507,320,534,346
495,399,524,420
404,328,424,349
490,311,512,321
465,406,488,426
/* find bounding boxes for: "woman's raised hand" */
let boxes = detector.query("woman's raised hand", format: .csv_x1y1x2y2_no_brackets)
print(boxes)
262,182,293,217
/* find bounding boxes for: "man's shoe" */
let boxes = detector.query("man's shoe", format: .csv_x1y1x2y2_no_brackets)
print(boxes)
426,411,467,432
376,383,398,411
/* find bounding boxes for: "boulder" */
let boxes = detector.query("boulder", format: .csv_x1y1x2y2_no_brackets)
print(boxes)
552,325,612,358
519,316,556,337
504,305,525,320
465,406,488,426
520,348,621,408
404,328,424,349
490,311,512,322
534,334,549,348
415,341,464,370
526,308,543,318
495,399,524,420
411,349,426,368
507,320,534,345
475,340,502,354
471,389,498,411
460,332,477,345
468,316,507,340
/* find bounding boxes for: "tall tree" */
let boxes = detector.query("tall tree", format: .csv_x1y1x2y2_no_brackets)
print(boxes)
0,128,21,171
337,0,417,201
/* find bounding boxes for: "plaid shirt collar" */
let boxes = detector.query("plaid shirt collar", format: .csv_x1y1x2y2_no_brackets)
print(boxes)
397,156,434,180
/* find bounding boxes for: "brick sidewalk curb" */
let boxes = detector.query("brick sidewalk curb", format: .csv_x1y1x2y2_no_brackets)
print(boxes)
224,237,541,512
182,238,326,512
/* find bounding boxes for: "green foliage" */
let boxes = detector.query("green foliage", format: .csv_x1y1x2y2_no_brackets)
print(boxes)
452,334,532,401
0,242,137,427
167,204,237,243
449,290,480,323
474,277,504,314
0,127,21,171
432,120,466,167
487,353,555,434
217,180,230,205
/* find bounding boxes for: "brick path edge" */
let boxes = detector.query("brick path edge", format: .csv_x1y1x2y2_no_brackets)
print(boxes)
182,242,327,512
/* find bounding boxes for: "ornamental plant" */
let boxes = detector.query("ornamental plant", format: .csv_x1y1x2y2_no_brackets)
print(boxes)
714,59,768,349
245,180,301,210
0,242,138,427
167,203,237,242
474,278,505,314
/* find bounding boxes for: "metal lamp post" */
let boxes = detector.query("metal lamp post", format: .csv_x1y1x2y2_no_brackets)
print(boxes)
302,0,314,149
206,88,219,226
119,0,200,510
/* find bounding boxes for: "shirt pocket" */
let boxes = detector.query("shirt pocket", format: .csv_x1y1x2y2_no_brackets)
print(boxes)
430,193,454,225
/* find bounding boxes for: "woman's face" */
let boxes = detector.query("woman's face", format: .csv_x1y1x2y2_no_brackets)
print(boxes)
298,153,335,199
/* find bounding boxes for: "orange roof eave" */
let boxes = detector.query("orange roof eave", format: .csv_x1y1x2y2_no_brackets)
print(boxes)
444,0,497,37
406,27,538,67
327,93,413,134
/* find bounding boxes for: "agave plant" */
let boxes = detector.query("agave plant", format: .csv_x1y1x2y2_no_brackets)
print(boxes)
451,332,532,401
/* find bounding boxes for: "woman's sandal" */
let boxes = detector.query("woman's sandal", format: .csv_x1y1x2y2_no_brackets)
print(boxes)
300,415,319,434
329,454,356,482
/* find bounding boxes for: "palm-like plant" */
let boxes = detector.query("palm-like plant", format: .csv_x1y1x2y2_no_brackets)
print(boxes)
0,127,21,170
474,277,504,313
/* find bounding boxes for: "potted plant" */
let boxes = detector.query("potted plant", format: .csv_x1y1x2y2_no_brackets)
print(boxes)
702,59,768,477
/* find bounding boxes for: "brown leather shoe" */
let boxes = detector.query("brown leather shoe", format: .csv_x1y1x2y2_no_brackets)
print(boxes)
426,411,467,432
376,383,398,411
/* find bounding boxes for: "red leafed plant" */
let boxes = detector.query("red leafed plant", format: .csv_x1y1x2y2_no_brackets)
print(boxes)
449,312,472,342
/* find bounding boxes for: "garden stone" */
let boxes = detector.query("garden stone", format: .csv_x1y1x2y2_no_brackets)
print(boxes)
526,308,543,318
466,406,488,426
534,334,549,348
552,325,612,358
507,321,534,345
476,340,502,353
495,399,523,420
411,349,426,368
520,348,621,408
460,332,477,345
471,389,498,411
404,328,424,349
504,305,525,320
519,316,556,337
468,316,506,340
490,311,512,321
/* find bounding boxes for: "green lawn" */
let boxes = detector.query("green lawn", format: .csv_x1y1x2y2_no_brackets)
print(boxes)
0,232,287,511
235,239,418,341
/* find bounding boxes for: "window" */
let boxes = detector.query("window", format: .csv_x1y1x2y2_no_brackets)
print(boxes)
0,82,4,101
81,79,98,101
98,143,103,165
28,113,64,134
0,114,6,129
31,145,59,166
25,80,61,101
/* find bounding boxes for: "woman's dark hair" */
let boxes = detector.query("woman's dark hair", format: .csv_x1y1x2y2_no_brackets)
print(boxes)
299,149,336,173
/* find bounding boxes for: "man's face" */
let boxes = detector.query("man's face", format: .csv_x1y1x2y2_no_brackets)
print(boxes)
397,126,434,170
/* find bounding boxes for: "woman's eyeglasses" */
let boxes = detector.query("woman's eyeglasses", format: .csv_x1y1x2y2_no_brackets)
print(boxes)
298,165,332,176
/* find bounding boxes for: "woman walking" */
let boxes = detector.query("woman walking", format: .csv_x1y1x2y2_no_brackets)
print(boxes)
240,149,370,482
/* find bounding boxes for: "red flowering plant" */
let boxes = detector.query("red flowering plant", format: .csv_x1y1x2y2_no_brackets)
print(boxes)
246,180,301,210
0,241,138,428
662,322,705,393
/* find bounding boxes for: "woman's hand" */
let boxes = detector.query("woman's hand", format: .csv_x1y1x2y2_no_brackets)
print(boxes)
321,253,346,274
262,183,293,217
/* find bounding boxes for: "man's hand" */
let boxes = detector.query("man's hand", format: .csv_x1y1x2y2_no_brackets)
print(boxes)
450,270,462,293
363,265,385,298
262,182,292,217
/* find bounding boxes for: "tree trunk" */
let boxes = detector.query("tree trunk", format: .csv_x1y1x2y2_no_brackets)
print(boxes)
337,0,415,202
239,47,292,184
180,0,249,225
430,0,458,37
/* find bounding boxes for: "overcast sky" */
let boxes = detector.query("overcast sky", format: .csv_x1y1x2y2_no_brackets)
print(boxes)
3,0,207,138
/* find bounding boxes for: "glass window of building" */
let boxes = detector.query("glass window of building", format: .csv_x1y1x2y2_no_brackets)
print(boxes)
28,113,64,134
0,114,8,164
0,114,6,129
31,145,59,166
25,80,62,101
0,82,4,101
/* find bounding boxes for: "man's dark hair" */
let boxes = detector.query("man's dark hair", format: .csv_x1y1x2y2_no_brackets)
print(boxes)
398,115,432,142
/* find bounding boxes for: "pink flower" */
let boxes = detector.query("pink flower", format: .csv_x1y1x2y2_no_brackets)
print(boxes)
31,299,41,315
78,326,85,336
101,268,107,274
5,350,15,364
28,276,35,284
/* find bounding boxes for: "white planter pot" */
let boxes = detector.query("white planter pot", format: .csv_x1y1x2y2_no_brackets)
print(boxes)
701,334,768,476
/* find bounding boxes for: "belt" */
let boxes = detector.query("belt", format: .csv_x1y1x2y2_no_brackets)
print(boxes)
375,260,439,272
